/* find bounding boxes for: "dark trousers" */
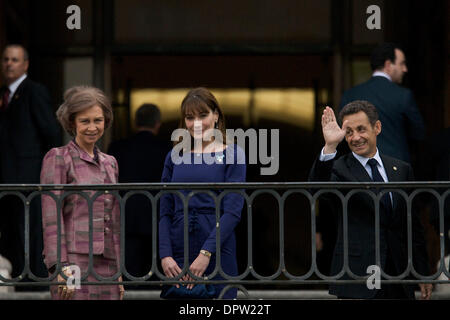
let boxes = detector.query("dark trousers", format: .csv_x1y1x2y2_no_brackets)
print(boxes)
0,195,48,291
337,248,410,300
373,249,409,299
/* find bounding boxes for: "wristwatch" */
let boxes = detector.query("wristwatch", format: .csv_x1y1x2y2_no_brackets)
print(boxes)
200,249,212,257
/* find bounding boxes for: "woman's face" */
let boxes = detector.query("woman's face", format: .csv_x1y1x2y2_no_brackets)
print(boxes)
74,104,105,147
184,108,218,140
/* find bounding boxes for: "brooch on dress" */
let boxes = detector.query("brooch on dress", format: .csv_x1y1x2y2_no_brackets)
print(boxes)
216,155,224,163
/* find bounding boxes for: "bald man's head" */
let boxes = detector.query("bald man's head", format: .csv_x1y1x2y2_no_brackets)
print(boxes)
2,45,29,85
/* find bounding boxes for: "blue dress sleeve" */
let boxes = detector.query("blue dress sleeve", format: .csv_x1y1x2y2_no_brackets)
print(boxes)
159,150,175,258
202,145,246,254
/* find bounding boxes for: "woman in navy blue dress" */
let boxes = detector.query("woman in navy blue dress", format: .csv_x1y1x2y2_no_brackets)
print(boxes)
159,87,246,299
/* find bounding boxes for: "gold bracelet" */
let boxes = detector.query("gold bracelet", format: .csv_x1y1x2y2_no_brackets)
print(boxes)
200,249,211,257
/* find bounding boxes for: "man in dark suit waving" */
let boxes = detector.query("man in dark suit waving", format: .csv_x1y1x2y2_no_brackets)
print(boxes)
0,44,60,288
309,101,432,299
339,43,425,163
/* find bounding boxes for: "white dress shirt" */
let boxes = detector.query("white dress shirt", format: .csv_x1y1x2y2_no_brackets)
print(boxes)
319,147,393,202
372,71,391,82
7,74,27,103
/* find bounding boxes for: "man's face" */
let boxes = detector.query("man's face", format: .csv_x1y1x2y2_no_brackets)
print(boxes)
343,111,381,158
386,49,407,84
2,47,29,85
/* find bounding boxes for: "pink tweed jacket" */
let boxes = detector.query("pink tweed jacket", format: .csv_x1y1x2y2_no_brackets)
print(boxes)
40,140,121,270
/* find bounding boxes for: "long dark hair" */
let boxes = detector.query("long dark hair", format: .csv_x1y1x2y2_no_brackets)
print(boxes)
175,87,227,148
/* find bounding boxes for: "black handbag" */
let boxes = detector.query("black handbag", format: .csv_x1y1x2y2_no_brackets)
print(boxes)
160,284,216,299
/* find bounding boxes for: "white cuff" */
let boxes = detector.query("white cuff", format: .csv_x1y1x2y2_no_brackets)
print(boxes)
319,147,337,161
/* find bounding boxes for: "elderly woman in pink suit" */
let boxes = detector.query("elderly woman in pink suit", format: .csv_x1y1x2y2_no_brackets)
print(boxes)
40,86,124,300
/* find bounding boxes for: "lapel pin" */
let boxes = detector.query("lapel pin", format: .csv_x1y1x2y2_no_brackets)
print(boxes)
393,166,397,171
216,155,224,163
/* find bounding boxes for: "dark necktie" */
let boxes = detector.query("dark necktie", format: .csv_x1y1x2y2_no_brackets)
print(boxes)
368,158,392,215
1,88,10,111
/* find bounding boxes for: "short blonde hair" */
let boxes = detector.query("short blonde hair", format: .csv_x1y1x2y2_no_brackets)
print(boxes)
56,86,113,136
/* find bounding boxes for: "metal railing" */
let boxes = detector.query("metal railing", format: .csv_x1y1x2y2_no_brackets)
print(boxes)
0,182,449,299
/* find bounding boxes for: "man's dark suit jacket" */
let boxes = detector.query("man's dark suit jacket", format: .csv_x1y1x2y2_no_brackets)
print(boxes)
0,77,60,280
108,131,170,281
309,152,430,299
0,77,60,183
339,76,425,163
108,131,170,236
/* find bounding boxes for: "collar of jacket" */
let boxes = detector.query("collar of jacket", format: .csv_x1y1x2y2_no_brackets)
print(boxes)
69,139,103,164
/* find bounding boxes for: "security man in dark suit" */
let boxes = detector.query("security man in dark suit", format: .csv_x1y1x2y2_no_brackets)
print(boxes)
108,103,170,288
0,44,60,289
309,101,432,299
339,43,425,163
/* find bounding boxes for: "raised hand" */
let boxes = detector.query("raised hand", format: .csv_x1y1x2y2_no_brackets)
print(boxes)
321,106,348,154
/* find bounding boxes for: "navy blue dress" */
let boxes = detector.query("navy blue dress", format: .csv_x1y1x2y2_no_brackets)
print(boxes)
159,144,246,299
